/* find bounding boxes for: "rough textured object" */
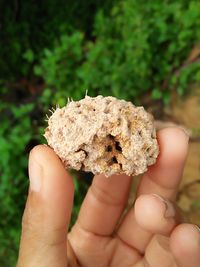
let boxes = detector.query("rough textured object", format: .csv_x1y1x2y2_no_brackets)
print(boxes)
44,95,159,177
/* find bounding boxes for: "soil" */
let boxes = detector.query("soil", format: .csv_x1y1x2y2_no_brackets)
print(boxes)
169,87,200,225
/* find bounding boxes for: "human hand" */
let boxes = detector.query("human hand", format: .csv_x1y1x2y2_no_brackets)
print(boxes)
17,127,200,267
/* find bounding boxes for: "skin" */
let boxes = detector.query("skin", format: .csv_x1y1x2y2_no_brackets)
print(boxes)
17,127,200,267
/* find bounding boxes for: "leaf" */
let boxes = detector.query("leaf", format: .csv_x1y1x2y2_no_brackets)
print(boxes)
151,88,162,100
23,49,34,63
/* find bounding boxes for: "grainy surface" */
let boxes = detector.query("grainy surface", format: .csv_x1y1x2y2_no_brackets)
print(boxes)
44,95,159,176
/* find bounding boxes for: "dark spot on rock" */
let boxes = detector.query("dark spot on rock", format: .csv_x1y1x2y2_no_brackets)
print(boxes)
106,145,112,152
151,132,156,138
115,141,122,152
108,134,115,140
117,118,121,125
112,156,118,164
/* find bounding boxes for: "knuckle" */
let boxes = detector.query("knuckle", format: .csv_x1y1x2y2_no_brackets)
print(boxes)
91,186,123,206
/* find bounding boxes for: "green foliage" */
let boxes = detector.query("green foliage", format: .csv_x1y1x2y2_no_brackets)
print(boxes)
0,0,116,81
0,100,35,266
35,0,200,104
34,32,86,105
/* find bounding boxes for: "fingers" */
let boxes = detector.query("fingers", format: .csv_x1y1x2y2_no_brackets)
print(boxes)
136,224,200,267
170,224,200,267
117,194,181,253
68,173,133,267
117,127,189,253
73,173,132,236
137,127,189,200
17,145,74,267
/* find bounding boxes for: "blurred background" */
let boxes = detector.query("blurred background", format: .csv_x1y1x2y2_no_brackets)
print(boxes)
0,1,200,266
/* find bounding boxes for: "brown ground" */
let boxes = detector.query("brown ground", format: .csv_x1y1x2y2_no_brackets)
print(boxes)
170,88,200,225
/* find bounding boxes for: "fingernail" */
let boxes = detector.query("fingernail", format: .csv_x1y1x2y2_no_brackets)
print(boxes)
152,194,175,218
29,155,42,192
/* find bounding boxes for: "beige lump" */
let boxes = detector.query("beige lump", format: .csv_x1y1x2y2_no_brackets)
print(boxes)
44,95,159,177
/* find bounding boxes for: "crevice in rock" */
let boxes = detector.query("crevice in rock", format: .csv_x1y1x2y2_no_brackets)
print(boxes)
106,145,112,152
112,156,118,164
115,141,122,152
108,134,115,140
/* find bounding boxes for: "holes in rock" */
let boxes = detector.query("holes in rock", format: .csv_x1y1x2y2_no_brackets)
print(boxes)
117,118,121,126
146,147,150,152
112,156,118,164
138,130,142,136
115,141,122,152
106,145,112,152
108,134,114,140
107,135,122,153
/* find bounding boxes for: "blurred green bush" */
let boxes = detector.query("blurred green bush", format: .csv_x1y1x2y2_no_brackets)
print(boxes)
0,0,115,81
0,99,35,266
36,0,200,105
0,0,200,266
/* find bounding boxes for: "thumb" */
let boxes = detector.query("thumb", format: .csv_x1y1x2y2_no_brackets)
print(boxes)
17,145,74,267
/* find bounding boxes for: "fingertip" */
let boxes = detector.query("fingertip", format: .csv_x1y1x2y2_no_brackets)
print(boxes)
29,144,65,169
158,126,189,140
28,144,74,208
29,144,51,156
135,194,166,231
156,127,189,162
135,194,176,234
170,223,200,267
170,223,200,254
144,127,189,190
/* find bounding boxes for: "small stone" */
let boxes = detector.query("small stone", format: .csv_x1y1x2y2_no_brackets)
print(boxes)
44,95,159,177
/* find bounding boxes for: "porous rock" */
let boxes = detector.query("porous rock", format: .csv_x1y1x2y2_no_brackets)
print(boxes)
44,95,159,177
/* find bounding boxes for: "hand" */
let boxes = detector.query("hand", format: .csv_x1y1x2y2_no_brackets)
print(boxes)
17,127,200,267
